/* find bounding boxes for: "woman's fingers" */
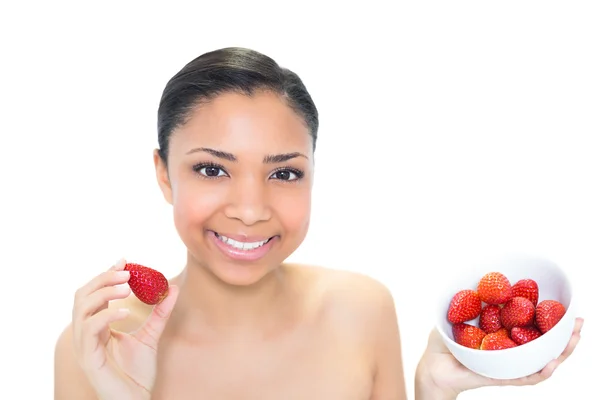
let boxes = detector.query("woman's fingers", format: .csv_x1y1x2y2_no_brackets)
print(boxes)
72,260,133,371
556,317,584,362
81,307,131,366
82,306,131,344
76,284,131,319
73,269,130,336
133,285,179,349
74,260,129,302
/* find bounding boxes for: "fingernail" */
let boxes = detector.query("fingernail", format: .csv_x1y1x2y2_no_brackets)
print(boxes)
110,258,122,270
117,270,130,279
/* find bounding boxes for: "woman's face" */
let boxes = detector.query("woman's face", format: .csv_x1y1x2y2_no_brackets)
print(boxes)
154,91,314,286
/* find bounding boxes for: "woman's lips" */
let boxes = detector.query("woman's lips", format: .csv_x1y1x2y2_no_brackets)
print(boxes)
208,231,277,262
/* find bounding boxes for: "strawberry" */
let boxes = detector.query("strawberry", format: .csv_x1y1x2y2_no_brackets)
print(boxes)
511,326,542,345
124,262,169,305
477,272,512,305
479,304,503,334
480,331,518,350
511,279,539,306
452,323,487,349
500,296,535,330
495,327,509,338
535,300,567,334
447,289,482,324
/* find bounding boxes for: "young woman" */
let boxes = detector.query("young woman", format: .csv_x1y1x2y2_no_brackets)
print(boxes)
54,47,583,400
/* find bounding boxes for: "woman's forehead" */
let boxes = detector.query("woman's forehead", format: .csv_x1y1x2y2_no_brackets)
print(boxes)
170,92,313,157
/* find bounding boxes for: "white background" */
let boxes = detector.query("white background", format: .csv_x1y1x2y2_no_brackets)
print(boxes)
1,1,598,399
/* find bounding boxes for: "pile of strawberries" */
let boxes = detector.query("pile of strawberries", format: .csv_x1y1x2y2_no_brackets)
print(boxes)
447,272,567,350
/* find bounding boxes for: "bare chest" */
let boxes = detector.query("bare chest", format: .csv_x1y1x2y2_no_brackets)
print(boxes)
152,328,373,400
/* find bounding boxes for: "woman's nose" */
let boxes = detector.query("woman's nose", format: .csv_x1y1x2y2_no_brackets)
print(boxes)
223,177,272,226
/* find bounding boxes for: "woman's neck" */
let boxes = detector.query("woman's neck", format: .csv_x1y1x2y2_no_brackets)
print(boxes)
168,253,296,339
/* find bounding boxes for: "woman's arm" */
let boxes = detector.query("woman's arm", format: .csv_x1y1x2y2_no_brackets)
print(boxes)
367,283,408,400
365,280,458,400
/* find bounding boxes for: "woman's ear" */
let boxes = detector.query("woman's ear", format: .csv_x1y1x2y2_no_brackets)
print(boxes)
153,149,173,204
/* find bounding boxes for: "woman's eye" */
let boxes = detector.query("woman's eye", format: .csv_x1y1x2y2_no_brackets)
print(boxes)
198,166,227,177
271,169,300,181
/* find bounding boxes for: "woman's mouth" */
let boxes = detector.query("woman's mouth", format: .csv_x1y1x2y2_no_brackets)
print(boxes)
214,232,273,250
209,231,277,262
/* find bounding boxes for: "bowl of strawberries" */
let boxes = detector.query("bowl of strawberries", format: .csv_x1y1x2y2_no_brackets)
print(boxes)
436,254,576,380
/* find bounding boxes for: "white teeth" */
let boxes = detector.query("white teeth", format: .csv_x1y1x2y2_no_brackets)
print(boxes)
218,234,269,250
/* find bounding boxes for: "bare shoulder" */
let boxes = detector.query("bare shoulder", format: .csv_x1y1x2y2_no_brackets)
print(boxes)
289,264,397,326
289,265,407,399
303,264,395,306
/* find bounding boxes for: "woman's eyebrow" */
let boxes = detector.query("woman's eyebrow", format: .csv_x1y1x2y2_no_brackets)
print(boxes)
186,147,307,164
263,152,308,163
186,147,236,161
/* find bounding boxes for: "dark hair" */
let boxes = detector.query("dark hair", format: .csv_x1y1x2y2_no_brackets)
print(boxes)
157,47,319,163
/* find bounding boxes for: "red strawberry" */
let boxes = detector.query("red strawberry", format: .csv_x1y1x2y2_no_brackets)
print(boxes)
500,296,535,330
511,279,539,307
480,331,518,350
124,262,169,305
535,300,567,334
495,327,510,338
452,323,487,349
511,326,542,345
447,289,482,324
479,304,503,334
477,272,512,305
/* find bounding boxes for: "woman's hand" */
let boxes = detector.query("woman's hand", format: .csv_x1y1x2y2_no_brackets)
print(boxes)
72,259,179,400
416,317,584,398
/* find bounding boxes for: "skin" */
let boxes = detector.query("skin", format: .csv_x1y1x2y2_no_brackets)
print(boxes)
54,91,584,400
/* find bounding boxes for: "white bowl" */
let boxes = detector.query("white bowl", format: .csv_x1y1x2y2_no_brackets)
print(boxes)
436,254,577,380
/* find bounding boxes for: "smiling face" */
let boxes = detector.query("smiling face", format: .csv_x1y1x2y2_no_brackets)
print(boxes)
154,91,314,286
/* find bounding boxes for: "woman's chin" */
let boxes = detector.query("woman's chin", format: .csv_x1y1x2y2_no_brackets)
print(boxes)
207,262,277,287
